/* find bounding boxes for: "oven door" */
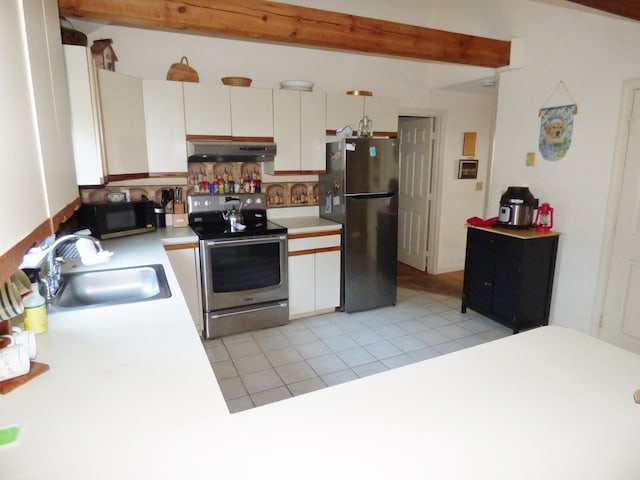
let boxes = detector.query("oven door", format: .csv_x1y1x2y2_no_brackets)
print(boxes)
200,233,288,312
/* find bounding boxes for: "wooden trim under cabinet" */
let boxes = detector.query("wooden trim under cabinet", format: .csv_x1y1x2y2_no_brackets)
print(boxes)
288,246,341,257
0,219,52,286
148,172,188,178
106,172,150,182
288,230,341,240
185,135,274,143
186,134,232,142
272,170,326,175
163,242,199,251
0,196,82,284
51,196,82,233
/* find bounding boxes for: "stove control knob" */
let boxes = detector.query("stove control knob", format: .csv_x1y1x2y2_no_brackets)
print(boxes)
254,197,263,205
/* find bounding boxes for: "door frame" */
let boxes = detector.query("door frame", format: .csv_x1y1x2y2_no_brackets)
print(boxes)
397,107,446,274
593,78,640,337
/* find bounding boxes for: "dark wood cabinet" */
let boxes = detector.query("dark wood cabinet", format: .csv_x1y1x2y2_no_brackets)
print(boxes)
461,226,559,333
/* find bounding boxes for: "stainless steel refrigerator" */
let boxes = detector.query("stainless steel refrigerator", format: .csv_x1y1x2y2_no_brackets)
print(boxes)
320,138,399,312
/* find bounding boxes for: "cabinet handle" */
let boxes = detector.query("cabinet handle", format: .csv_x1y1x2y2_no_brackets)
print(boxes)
484,281,492,287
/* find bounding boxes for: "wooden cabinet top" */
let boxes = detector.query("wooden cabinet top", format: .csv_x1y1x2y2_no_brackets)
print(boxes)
468,225,561,240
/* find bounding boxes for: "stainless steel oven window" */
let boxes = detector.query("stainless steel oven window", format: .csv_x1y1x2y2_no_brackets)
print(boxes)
210,241,281,292
200,234,288,312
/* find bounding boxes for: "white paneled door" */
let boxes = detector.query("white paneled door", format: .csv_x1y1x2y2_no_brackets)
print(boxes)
600,88,640,354
397,117,434,271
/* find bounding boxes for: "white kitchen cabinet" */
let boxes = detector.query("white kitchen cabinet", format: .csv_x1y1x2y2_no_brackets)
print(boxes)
289,254,316,316
268,89,326,174
183,83,231,138
0,0,50,267
229,86,274,139
183,84,272,140
326,94,364,133
166,245,203,335
365,96,399,134
143,79,188,175
314,250,341,310
22,0,79,226
288,229,341,319
64,45,106,186
326,93,398,135
1,0,83,283
98,69,148,177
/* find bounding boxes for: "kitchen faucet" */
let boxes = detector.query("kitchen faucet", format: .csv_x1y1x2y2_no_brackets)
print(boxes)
43,234,105,300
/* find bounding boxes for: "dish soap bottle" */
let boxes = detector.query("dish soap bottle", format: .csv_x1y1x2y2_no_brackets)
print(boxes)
22,269,47,334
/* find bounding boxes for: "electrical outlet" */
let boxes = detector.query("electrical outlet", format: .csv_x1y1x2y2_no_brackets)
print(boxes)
475,181,483,191
526,152,535,166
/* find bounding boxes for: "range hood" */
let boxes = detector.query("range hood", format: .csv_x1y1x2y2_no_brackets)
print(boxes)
187,141,276,162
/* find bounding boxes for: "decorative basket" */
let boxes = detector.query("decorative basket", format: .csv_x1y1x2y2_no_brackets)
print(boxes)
166,56,199,83
221,77,252,87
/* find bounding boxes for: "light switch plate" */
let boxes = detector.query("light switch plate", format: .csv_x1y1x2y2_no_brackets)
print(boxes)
526,152,535,166
475,181,483,191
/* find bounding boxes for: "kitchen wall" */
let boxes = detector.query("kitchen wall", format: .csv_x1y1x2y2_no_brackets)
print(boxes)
431,0,640,334
70,0,640,335
53,0,640,338
75,4,497,276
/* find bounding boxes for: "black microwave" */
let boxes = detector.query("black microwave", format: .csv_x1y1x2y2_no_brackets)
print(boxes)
78,200,156,239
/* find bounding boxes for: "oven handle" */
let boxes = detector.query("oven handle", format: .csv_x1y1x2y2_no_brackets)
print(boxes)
203,234,286,247
209,302,288,319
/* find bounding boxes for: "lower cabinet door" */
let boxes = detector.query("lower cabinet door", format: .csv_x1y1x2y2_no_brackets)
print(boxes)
315,250,341,310
288,254,316,316
166,248,203,334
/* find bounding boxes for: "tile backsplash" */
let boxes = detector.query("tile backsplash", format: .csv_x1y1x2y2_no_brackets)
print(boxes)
79,162,319,210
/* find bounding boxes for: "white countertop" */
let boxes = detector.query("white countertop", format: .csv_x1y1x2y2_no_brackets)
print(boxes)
1,232,639,479
156,225,199,244
272,216,342,234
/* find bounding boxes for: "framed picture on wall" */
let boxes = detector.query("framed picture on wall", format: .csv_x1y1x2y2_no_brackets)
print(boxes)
458,159,478,179
463,132,477,156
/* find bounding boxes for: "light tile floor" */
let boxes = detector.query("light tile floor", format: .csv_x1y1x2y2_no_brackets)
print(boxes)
202,287,511,413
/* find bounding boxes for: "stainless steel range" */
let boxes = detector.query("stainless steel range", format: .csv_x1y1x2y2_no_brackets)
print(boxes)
188,193,289,339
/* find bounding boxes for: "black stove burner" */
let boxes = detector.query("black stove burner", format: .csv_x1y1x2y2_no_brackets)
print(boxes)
190,220,286,240
188,208,286,239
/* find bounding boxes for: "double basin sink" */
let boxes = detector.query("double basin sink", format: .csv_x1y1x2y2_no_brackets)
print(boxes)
51,264,171,309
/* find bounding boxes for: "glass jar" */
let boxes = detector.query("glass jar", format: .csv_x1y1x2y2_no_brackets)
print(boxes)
358,116,372,137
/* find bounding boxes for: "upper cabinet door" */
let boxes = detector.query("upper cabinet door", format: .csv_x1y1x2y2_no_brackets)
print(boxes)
183,83,231,138
270,89,326,174
0,0,49,260
143,79,187,175
326,93,398,136
326,93,364,132
272,89,301,172
300,91,326,172
98,69,148,177
64,45,106,186
22,0,79,228
230,87,273,139
364,96,399,135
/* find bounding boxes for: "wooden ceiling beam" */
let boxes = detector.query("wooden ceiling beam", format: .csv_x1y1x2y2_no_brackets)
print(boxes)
565,0,640,21
58,0,511,68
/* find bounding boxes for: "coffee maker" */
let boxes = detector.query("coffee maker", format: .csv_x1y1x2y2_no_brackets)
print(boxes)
498,186,538,228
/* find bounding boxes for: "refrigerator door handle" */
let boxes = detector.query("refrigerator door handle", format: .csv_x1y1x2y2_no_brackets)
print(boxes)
344,192,394,199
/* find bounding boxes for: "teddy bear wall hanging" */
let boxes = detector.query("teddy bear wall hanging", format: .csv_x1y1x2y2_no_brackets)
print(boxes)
538,81,578,161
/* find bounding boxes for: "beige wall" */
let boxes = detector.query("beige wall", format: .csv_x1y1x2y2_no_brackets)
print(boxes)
72,0,640,334
78,6,498,276
432,0,640,333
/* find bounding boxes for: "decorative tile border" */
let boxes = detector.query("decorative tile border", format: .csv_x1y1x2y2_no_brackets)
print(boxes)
80,161,319,210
